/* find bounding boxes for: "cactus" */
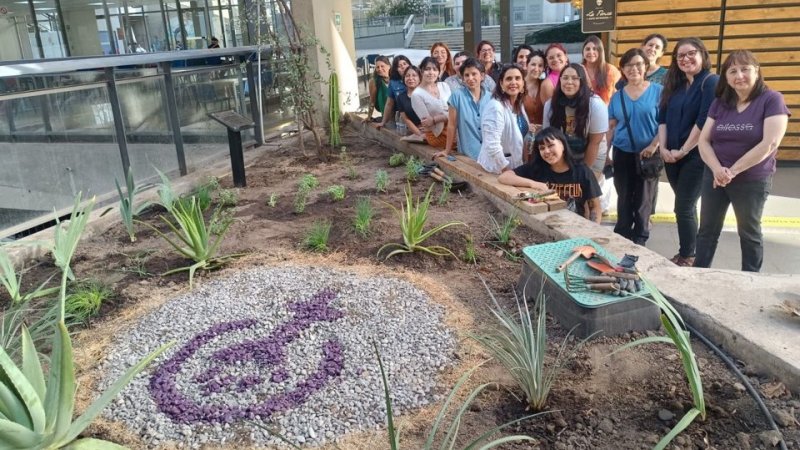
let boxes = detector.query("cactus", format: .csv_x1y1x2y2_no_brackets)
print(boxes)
329,71,341,147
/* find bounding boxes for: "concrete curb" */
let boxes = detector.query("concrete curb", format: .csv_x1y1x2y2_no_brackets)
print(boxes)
351,114,800,393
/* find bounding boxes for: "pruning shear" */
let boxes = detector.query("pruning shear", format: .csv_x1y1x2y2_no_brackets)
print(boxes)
514,190,559,203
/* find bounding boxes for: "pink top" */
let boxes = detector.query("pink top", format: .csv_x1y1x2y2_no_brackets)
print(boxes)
547,70,561,88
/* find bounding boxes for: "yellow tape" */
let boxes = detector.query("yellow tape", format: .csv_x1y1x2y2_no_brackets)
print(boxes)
603,213,800,228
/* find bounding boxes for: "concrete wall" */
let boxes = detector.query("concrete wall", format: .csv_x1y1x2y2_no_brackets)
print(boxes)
354,32,404,50
64,7,103,56
0,15,34,61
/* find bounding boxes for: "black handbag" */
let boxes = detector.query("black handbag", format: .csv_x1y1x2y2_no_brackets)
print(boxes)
620,91,663,180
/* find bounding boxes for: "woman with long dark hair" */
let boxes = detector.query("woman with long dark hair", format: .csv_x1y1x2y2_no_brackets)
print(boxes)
539,43,569,105
498,127,602,222
582,35,621,105
608,48,663,244
695,50,790,271
476,40,501,82
523,49,546,130
658,37,719,266
395,65,425,138
543,63,609,178
376,55,411,129
478,64,528,173
431,42,456,82
365,55,391,122
411,56,452,149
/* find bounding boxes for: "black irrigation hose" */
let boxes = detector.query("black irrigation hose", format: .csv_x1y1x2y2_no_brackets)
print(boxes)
662,294,789,450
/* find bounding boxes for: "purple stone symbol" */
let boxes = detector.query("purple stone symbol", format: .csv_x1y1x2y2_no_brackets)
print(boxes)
148,288,345,424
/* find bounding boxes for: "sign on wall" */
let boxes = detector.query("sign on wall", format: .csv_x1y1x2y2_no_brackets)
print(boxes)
581,0,616,33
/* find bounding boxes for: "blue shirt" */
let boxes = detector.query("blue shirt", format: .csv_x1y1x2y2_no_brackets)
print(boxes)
388,79,406,100
609,83,663,153
657,69,718,150
448,85,492,160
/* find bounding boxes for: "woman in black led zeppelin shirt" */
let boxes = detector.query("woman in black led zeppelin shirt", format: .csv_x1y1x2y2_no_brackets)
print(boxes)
498,127,602,223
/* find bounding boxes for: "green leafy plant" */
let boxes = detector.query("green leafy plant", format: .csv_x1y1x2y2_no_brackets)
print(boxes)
217,188,238,207
611,278,706,450
1,301,81,361
0,194,172,449
294,174,320,214
302,220,332,253
326,185,346,202
353,196,374,238
65,281,112,322
294,191,309,214
140,195,242,287
191,180,215,212
375,170,390,193
154,167,177,213
388,153,406,167
437,178,452,205
463,234,478,264
374,341,539,450
298,174,319,191
470,281,593,411
117,249,155,278
114,168,152,242
346,165,359,181
0,249,58,305
329,71,341,147
378,183,465,259
267,193,279,207
405,156,423,182
209,205,235,236
488,212,519,246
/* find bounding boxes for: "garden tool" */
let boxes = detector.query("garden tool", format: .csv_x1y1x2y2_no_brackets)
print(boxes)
557,245,598,272
430,167,469,192
514,190,560,203
563,270,621,293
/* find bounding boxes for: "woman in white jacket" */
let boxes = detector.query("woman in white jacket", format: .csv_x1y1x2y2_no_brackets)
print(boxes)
478,64,528,174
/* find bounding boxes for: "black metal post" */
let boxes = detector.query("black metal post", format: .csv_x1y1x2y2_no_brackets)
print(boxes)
33,77,52,137
27,0,45,59
499,0,512,63
55,0,71,57
105,67,131,176
228,128,246,187
245,60,263,144
160,62,188,175
463,0,481,54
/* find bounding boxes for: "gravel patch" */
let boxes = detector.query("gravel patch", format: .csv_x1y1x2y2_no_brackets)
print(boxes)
99,266,457,448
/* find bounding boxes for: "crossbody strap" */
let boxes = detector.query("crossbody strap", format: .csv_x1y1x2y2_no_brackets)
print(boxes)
619,90,639,151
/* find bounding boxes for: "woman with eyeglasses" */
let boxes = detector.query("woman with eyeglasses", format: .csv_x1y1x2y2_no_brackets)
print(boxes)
608,48,663,245
411,56,452,149
395,65,425,138
658,37,719,267
477,64,528,174
582,36,621,105
694,50,790,271
476,40,501,82
431,42,456,82
376,55,411,129
543,63,609,180
539,43,569,105
498,127,602,223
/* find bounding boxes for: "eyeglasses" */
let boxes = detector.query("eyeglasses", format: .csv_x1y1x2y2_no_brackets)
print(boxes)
623,62,645,70
479,48,494,54
676,49,699,61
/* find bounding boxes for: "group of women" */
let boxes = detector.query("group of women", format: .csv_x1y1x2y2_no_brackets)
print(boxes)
365,35,790,272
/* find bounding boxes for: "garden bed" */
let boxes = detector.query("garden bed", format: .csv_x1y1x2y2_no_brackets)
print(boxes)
6,127,799,449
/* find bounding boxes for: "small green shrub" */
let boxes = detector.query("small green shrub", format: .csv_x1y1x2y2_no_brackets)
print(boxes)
375,170,389,193
463,234,478,264
217,188,238,207
388,153,406,167
405,156,423,182
302,220,332,253
347,165,359,180
489,212,519,246
294,174,320,214
437,178,452,205
294,191,310,214
114,167,151,242
65,281,112,321
353,196,374,238
267,193,279,207
209,205,235,235
299,174,319,191
327,185,346,202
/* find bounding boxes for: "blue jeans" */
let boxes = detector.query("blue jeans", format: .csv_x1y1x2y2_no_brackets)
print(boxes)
664,151,704,258
694,170,771,272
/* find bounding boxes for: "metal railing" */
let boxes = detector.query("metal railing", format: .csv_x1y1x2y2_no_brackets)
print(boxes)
0,47,293,239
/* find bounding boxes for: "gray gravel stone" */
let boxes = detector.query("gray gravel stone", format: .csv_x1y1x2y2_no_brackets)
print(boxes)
98,266,457,448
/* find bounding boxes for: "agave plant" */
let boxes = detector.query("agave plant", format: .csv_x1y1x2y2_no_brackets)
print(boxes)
114,168,152,242
140,195,242,287
153,167,177,213
375,342,540,450
377,183,465,260
470,280,593,411
611,278,706,450
0,195,172,449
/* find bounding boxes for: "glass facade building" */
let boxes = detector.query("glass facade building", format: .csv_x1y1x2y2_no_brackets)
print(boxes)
0,0,286,60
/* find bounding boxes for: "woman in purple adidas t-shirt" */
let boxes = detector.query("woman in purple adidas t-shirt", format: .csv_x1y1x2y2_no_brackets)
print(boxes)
695,50,791,272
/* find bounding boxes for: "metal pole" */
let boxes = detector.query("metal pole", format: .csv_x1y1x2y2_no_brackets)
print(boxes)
176,0,188,50
227,128,246,186
27,0,45,58
217,0,227,47
203,0,213,44
160,62,188,175
462,0,481,54
105,67,131,176
55,0,71,57
159,0,171,50
245,60,263,143
103,0,118,54
499,0,512,63
256,0,263,143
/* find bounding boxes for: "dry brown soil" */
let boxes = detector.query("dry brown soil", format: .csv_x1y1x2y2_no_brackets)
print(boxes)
10,127,800,449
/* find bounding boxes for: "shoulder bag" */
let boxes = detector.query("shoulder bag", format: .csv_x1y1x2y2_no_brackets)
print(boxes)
620,91,663,179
